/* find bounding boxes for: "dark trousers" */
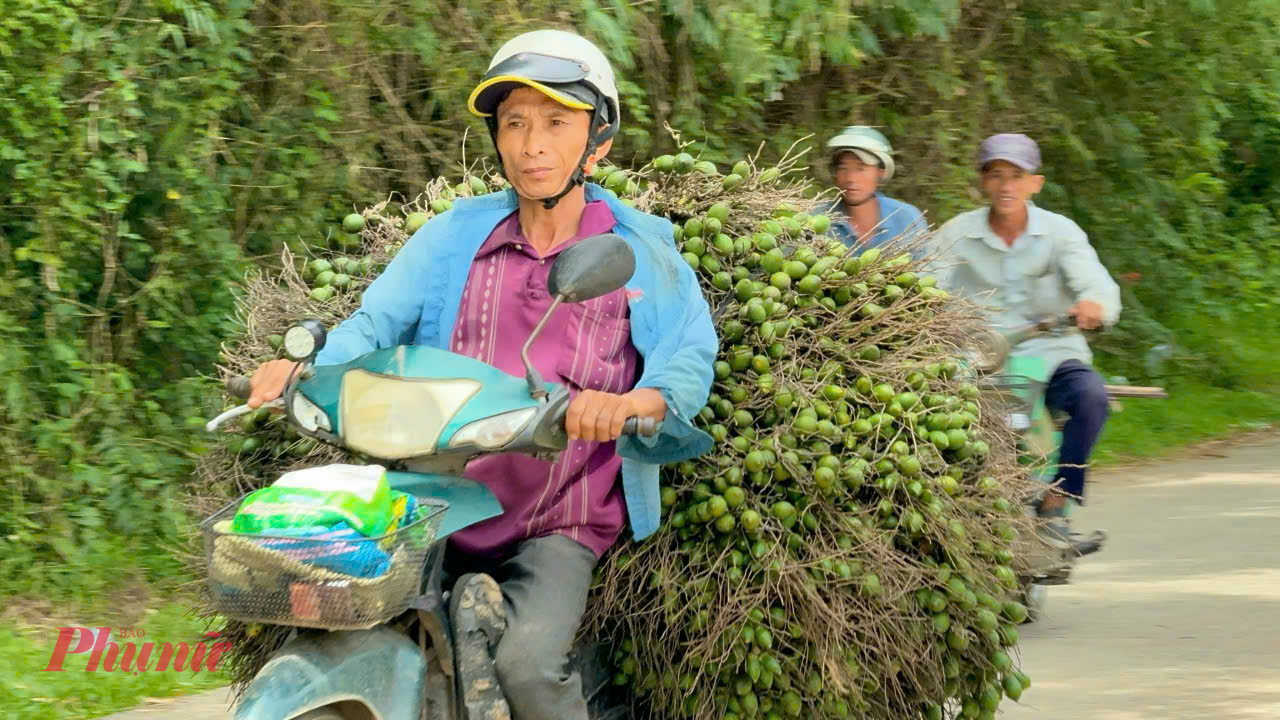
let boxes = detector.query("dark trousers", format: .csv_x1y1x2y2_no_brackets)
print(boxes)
444,534,597,720
1044,359,1110,502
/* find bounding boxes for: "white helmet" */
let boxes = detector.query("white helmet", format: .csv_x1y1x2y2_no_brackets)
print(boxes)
469,29,619,127
827,126,896,181
468,30,621,208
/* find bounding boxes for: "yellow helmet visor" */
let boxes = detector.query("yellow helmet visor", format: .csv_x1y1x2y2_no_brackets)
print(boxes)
468,52,597,117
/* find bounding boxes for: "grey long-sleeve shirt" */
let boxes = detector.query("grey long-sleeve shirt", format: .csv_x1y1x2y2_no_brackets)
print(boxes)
927,203,1121,371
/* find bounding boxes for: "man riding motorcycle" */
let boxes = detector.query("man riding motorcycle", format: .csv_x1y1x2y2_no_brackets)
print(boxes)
824,126,927,252
245,29,717,720
928,133,1121,551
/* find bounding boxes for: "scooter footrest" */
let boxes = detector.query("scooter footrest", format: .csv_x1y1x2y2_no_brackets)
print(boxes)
1035,565,1073,586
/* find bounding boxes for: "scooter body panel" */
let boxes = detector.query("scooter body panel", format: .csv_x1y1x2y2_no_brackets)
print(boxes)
1005,354,1062,474
233,626,425,720
386,471,503,539
297,345,549,443
1000,354,1065,573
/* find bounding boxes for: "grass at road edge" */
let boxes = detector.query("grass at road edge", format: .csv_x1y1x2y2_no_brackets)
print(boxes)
1093,379,1280,466
1,602,228,720
1093,305,1280,465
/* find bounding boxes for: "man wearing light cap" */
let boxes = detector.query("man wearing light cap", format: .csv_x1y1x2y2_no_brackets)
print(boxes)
824,126,926,252
243,29,717,720
929,133,1121,549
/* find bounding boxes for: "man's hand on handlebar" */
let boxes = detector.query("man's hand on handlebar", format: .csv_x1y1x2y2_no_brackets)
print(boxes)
567,388,666,444
1068,300,1104,330
247,359,301,409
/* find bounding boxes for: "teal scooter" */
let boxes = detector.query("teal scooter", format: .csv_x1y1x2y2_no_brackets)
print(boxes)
967,315,1166,621
203,234,692,720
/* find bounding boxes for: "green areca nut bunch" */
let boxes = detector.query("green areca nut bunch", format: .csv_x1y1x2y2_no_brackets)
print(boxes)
196,149,1038,719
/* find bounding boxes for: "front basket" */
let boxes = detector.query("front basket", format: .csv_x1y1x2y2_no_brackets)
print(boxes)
201,493,446,630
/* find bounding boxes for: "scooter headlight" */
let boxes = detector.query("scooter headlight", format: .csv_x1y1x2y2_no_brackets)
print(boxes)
339,369,481,459
448,407,538,450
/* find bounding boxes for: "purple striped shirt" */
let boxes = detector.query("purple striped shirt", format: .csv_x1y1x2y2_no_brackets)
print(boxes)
448,201,639,559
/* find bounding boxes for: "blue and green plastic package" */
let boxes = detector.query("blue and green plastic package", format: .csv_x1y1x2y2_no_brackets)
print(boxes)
231,464,394,537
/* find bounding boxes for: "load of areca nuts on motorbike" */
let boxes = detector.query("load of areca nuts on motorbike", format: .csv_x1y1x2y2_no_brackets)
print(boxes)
193,140,1042,719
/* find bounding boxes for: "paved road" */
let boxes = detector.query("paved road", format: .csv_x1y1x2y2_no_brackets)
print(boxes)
1002,435,1280,720
99,689,237,720
101,436,1280,719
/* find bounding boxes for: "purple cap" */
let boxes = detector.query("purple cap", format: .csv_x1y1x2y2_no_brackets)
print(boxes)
977,133,1041,172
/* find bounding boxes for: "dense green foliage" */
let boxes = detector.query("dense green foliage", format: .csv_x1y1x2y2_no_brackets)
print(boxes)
0,0,249,594
2,0,1277,594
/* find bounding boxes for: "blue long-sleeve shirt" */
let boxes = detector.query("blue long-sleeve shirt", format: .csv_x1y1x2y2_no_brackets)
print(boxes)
826,193,928,254
315,184,717,540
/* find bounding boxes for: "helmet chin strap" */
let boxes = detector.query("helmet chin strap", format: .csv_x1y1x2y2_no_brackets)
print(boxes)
539,105,608,210
538,148,590,210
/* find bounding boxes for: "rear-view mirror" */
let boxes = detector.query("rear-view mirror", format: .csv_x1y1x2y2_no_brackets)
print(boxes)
547,234,636,303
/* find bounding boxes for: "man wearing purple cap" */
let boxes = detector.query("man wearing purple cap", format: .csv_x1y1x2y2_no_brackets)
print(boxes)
929,133,1121,549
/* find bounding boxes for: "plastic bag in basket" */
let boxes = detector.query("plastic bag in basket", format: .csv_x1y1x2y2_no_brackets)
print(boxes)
255,523,392,578
231,464,394,537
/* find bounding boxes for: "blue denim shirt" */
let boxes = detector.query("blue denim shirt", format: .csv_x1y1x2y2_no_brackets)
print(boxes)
315,184,717,541
827,193,928,256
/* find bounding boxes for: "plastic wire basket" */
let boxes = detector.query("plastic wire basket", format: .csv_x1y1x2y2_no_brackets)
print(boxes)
201,494,447,630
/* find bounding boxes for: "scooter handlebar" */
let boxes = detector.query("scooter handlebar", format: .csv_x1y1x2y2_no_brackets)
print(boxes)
1104,384,1169,399
226,375,252,399
220,372,657,437
622,416,658,438
205,375,282,433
